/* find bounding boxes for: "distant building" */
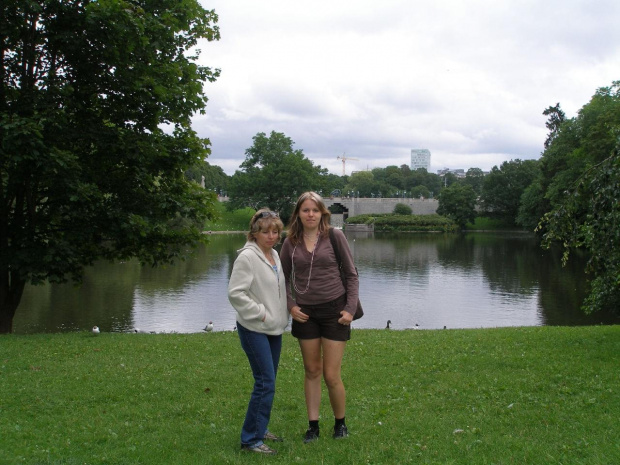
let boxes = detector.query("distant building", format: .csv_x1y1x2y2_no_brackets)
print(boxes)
411,149,431,171
437,168,466,178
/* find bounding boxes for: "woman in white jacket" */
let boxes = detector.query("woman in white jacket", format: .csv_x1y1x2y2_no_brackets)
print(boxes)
228,209,289,455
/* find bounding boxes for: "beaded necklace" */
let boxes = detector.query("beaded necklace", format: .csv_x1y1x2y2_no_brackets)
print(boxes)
291,235,319,295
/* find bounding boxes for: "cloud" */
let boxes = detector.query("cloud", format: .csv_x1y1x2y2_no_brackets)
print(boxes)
195,0,620,175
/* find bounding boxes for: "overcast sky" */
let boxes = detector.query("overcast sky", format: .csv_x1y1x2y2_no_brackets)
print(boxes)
193,0,620,176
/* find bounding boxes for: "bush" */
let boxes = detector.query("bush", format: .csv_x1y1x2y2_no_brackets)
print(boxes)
393,203,413,215
346,213,458,232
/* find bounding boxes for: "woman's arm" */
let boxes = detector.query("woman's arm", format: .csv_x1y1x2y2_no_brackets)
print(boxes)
227,255,265,322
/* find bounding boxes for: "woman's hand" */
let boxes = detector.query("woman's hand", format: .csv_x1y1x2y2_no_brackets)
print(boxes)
338,310,353,326
290,305,309,323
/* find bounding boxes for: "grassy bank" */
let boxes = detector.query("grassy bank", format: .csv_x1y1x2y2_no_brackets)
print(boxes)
1,326,618,464
204,201,254,232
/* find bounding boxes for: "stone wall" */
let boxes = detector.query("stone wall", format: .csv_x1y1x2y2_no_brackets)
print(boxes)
344,223,374,232
324,197,438,217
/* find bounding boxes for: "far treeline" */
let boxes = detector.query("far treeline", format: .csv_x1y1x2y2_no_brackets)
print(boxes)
191,82,620,317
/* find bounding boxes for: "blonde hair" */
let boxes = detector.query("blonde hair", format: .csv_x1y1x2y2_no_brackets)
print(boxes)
247,208,284,242
287,192,331,245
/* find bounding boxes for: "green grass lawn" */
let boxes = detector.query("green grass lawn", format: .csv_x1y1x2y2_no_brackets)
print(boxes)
1,326,618,464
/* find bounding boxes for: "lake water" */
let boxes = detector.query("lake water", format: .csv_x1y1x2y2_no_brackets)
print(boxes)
13,232,619,334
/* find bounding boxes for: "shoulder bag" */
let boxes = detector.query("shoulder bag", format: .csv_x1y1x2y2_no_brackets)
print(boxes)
328,228,364,320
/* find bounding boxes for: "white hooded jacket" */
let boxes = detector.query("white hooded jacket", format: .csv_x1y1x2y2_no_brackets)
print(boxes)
228,241,289,335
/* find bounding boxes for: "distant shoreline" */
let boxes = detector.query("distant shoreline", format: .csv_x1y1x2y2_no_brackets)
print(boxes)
202,230,245,234
202,229,531,235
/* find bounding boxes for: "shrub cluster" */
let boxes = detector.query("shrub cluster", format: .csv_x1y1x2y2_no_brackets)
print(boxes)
346,213,458,232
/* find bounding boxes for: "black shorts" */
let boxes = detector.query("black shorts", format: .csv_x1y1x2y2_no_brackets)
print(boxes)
291,294,351,342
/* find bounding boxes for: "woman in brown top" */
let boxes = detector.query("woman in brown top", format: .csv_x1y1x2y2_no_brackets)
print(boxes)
280,191,360,443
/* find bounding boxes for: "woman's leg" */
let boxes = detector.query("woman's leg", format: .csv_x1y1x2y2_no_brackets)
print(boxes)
298,338,323,421
237,324,278,447
268,333,282,378
321,338,347,419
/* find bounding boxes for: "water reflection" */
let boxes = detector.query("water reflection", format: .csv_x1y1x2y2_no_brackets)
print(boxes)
14,232,619,334
348,233,541,330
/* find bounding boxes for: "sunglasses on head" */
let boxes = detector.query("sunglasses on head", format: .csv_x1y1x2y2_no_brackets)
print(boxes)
256,211,279,219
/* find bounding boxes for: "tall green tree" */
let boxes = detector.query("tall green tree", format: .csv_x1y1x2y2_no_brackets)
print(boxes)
410,185,431,199
518,104,571,232
540,149,620,314
185,160,229,194
345,170,377,197
384,165,404,190
227,131,327,216
516,175,547,231
542,103,566,149
436,183,477,229
480,159,539,224
541,85,620,212
407,168,442,196
464,167,485,196
0,0,220,333
315,173,346,198
537,82,620,315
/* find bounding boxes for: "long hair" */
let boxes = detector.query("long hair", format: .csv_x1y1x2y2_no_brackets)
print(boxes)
287,192,331,245
247,208,284,242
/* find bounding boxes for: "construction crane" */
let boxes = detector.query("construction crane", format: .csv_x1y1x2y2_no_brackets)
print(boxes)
337,153,359,176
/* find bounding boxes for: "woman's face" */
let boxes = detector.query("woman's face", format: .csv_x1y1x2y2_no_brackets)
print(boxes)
298,199,322,231
254,226,280,251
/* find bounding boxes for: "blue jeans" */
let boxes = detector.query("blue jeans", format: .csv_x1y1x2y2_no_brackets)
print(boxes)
237,323,282,447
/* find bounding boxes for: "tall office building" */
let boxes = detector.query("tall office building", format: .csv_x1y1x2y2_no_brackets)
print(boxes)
411,149,431,171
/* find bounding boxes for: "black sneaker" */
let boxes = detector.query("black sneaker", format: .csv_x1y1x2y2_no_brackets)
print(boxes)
241,443,277,455
333,424,349,439
303,427,320,443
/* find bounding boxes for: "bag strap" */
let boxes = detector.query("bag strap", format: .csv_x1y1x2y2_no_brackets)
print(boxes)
328,228,342,268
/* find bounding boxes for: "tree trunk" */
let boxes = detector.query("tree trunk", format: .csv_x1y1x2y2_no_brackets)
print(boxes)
0,271,26,334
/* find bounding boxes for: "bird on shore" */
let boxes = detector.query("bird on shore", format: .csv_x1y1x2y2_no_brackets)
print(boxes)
92,326,100,335
386,320,392,329
204,321,214,332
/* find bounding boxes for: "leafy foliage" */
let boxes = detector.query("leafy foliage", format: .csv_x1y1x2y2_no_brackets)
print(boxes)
393,203,413,215
464,167,485,196
0,0,220,332
345,166,442,198
537,82,620,314
542,103,566,149
345,170,376,197
185,160,228,194
346,213,457,232
516,175,547,231
436,183,477,229
480,159,540,224
226,131,329,218
540,150,620,314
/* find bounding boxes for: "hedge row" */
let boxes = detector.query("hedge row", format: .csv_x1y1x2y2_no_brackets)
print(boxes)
346,214,458,232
